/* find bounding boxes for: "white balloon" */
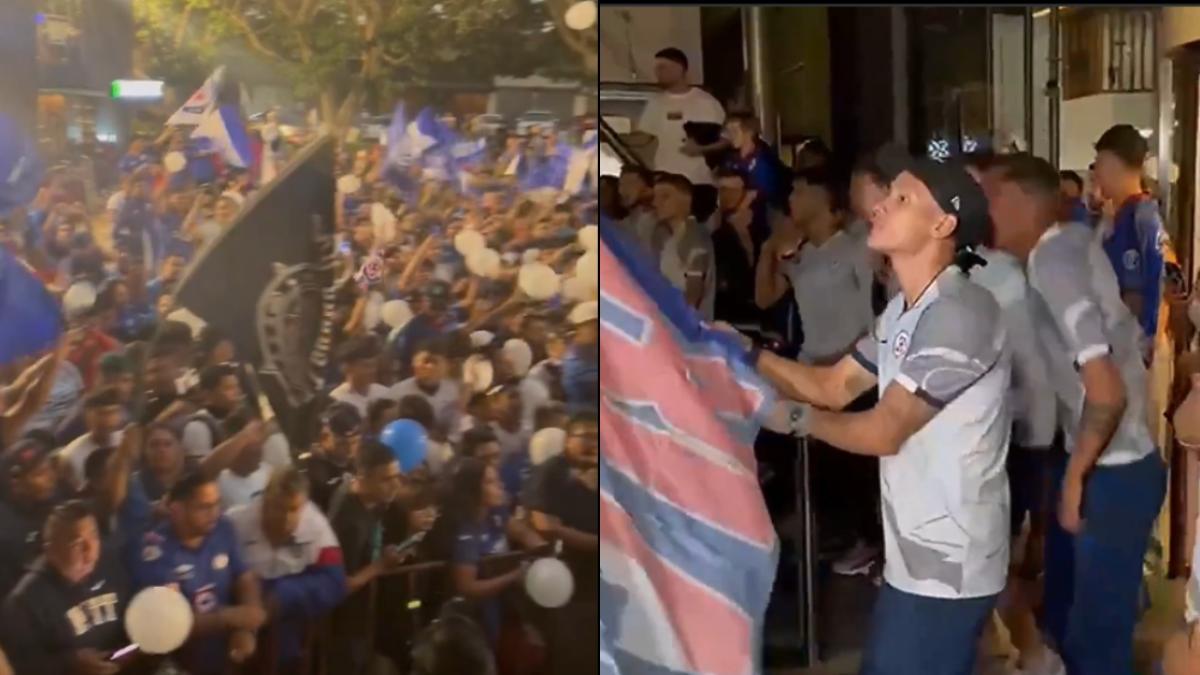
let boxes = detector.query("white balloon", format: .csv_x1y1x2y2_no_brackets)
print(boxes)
517,262,561,300
363,291,385,330
502,338,534,377
524,557,575,608
337,174,362,194
454,229,486,256
521,248,542,265
577,224,598,251
463,354,495,394
62,282,97,319
370,202,396,229
380,300,413,330
125,586,194,655
575,251,598,288
163,151,187,174
564,0,597,30
467,248,502,278
529,427,566,466
469,330,496,349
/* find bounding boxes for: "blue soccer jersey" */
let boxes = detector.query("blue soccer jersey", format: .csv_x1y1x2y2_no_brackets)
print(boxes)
1101,194,1166,339
126,517,247,675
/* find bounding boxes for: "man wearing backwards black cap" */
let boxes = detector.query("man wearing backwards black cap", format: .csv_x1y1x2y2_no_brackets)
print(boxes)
745,148,1012,674
299,402,364,512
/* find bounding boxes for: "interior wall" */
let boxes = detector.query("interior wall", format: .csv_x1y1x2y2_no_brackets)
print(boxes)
598,6,705,86
1059,92,1157,172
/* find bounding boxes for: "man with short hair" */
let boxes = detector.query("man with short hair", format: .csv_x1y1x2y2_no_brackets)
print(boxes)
984,152,1166,674
562,301,599,413
523,411,598,674
653,173,716,319
723,110,790,213
299,402,364,512
632,47,727,223
749,148,1012,673
60,387,125,490
0,436,64,600
388,342,462,437
1059,169,1088,225
127,472,266,675
181,363,245,460
327,441,409,675
711,167,768,328
1093,123,1167,350
331,336,390,419
228,467,346,671
1,500,129,674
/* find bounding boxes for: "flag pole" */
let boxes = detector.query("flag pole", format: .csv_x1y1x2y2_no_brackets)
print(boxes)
796,436,818,666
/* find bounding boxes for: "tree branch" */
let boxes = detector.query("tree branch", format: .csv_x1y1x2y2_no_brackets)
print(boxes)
226,12,287,62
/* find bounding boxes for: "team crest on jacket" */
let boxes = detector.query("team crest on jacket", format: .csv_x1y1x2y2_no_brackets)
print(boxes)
142,545,161,561
1123,249,1140,271
893,331,910,358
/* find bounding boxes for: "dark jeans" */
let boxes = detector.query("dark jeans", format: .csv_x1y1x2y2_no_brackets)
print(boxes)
860,583,998,675
1042,450,1165,675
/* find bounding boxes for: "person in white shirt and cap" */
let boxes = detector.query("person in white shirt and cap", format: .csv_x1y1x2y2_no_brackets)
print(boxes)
632,47,728,224
982,152,1165,675
747,147,1012,675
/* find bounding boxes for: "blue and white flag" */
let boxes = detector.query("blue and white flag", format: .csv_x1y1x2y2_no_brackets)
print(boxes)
192,104,252,168
384,103,414,168
0,247,63,365
407,108,443,157
167,66,225,127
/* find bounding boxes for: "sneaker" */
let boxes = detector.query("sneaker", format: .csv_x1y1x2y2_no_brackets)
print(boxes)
832,540,879,576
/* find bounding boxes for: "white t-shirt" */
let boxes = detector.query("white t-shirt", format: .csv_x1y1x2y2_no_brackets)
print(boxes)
227,498,342,580
218,465,271,512
330,382,392,419
388,378,462,435
785,230,876,363
853,267,1012,599
637,87,725,186
60,429,125,489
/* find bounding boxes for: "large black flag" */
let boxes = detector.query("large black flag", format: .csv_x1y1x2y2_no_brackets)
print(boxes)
173,135,342,447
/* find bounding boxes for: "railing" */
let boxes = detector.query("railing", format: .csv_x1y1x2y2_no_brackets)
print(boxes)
250,550,547,675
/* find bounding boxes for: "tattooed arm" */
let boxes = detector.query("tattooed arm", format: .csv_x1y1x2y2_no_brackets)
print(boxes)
1068,357,1128,480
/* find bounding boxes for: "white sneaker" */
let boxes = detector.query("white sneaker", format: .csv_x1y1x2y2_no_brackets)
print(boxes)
832,540,879,576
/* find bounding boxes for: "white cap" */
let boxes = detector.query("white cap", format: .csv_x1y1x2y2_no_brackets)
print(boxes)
568,300,599,325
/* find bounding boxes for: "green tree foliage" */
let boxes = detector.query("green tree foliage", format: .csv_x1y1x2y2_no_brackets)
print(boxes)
132,0,583,124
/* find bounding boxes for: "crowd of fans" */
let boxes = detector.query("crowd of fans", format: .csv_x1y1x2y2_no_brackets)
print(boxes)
0,108,600,675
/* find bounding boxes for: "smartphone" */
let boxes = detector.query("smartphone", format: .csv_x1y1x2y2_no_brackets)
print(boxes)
386,529,430,558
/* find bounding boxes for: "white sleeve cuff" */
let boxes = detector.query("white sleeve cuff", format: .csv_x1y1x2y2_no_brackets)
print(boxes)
1074,344,1111,367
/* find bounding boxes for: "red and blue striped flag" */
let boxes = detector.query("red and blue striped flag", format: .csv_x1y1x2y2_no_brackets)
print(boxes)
598,221,779,675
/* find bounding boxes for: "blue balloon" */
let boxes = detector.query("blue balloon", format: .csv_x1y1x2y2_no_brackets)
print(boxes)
379,419,428,472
